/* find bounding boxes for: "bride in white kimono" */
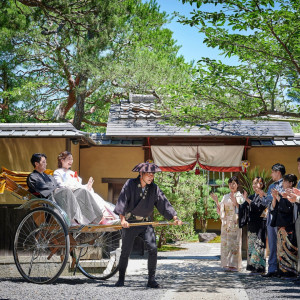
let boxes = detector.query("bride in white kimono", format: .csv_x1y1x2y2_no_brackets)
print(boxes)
53,151,119,225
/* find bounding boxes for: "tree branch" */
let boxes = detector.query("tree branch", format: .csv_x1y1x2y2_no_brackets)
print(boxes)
82,118,107,127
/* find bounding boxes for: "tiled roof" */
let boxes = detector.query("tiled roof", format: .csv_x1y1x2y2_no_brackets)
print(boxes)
0,123,89,139
106,94,295,138
89,133,143,146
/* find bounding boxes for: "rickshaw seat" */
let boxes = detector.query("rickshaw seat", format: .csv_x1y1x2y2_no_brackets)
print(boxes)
0,167,53,201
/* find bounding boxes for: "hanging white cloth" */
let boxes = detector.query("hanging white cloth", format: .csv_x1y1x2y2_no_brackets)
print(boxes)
151,145,244,172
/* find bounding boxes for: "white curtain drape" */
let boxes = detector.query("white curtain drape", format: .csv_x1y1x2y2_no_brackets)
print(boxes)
151,145,244,172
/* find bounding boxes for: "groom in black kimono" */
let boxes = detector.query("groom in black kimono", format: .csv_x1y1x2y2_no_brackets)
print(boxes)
114,162,182,288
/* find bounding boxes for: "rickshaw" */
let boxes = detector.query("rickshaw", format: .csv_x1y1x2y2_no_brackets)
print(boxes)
0,168,173,284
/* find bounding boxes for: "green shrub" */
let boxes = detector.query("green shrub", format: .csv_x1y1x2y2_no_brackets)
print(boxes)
154,171,228,245
239,166,272,194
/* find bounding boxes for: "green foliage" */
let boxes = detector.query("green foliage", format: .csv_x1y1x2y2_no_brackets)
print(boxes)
154,171,196,244
161,0,300,126
153,171,229,244
195,177,222,230
239,166,272,195
0,1,38,122
291,122,300,133
0,0,192,129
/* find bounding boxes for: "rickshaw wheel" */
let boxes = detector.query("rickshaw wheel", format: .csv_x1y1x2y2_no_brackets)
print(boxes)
13,206,70,284
74,229,121,280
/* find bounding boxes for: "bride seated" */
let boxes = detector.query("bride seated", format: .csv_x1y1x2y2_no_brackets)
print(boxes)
53,151,119,225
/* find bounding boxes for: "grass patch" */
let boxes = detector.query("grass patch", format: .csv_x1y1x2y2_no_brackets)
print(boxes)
208,235,221,243
157,244,188,252
185,233,199,243
188,236,199,242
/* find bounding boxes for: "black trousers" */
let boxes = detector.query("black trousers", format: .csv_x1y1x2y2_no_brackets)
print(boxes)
118,225,157,279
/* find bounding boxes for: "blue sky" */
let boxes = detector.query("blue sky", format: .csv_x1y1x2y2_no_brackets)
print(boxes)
155,0,238,65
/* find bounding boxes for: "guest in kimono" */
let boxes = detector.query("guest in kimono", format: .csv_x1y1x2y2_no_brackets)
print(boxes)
239,177,267,274
27,153,103,226
114,162,182,288
211,176,245,272
285,158,300,284
271,174,298,278
53,151,119,225
262,163,285,277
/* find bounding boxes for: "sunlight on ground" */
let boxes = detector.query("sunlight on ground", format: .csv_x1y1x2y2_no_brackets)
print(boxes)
158,245,188,252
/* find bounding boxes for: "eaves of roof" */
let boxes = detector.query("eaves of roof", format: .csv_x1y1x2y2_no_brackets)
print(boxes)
0,123,144,146
89,133,143,146
251,135,300,146
0,123,91,141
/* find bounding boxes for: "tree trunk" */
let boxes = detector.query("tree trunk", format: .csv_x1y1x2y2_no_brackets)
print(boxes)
73,94,85,129
200,218,208,233
73,75,88,129
0,64,9,119
54,94,76,121
157,229,165,248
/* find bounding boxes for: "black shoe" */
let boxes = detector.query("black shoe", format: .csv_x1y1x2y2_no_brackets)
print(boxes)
262,272,277,278
115,279,125,287
147,280,161,288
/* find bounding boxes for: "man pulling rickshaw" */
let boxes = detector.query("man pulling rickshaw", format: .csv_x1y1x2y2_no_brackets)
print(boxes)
114,161,183,288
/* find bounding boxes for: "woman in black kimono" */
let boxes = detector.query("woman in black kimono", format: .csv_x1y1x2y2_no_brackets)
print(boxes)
239,177,267,274
271,174,298,278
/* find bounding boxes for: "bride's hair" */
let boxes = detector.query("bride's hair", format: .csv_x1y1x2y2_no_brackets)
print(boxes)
57,151,72,168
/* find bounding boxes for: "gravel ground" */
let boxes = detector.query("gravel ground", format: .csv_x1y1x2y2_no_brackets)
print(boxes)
240,274,300,300
1,243,300,300
0,276,164,300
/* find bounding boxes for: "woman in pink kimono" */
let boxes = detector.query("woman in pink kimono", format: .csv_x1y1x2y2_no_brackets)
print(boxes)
211,176,245,272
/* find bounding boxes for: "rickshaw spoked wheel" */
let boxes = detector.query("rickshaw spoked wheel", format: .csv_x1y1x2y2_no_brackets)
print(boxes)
72,229,122,280
13,206,70,284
